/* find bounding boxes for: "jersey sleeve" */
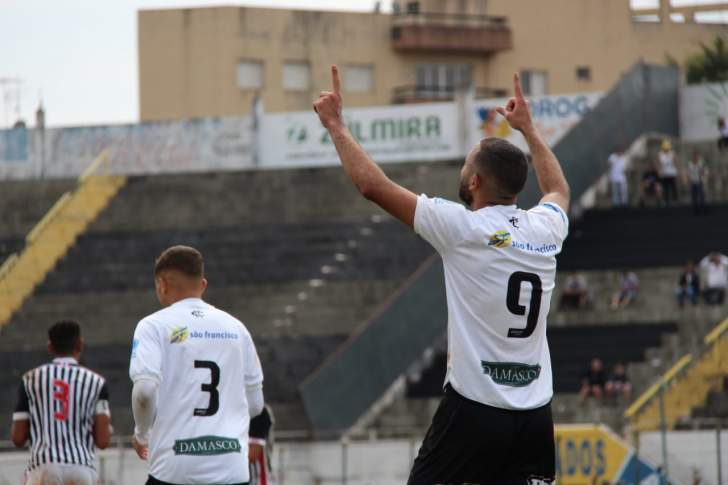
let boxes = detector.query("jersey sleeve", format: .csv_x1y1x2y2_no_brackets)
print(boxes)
243,332,264,388
95,381,111,416
528,202,569,244
129,318,163,385
249,406,272,440
414,195,471,254
13,380,30,421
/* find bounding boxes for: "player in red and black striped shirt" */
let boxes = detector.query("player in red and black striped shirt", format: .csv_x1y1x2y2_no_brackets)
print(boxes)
11,320,112,485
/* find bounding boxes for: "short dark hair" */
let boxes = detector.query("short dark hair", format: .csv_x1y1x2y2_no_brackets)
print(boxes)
474,138,528,197
48,320,81,355
154,245,204,278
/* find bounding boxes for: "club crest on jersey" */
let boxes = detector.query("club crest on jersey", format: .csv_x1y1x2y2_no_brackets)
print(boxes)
169,326,189,344
488,230,512,248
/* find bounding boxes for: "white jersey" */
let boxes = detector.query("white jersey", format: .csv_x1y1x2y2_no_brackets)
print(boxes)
130,298,263,484
414,195,568,410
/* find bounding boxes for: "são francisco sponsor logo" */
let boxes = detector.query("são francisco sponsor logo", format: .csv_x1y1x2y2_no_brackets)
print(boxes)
169,325,238,344
487,229,558,254
511,240,558,254
481,361,542,387
488,230,512,248
173,435,241,456
169,326,189,344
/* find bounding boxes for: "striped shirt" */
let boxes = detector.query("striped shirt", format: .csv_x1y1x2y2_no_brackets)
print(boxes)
13,357,110,471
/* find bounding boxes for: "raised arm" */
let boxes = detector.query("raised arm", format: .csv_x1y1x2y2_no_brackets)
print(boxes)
496,73,570,212
313,65,417,227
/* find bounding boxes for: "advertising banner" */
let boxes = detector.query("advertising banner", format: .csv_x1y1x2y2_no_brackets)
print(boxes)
261,102,460,168
0,92,602,180
470,92,603,152
555,425,663,484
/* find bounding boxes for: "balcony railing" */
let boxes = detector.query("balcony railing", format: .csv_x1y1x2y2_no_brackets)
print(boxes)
392,85,508,104
391,11,512,54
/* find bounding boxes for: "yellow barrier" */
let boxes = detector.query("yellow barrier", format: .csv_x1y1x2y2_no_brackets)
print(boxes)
624,354,692,419
625,317,728,431
704,317,728,345
0,149,126,328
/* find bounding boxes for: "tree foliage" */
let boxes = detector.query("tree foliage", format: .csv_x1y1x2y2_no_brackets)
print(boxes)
686,36,728,84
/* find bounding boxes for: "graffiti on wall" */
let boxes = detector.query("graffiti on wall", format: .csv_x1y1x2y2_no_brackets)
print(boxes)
0,117,254,180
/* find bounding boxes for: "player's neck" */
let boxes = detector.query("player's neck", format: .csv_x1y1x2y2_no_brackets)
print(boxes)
470,192,516,210
53,353,79,362
166,292,204,306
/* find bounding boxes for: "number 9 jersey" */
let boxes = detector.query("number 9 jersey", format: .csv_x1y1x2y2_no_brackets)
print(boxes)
414,195,568,410
130,298,263,484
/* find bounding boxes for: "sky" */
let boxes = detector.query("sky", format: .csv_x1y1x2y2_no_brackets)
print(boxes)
0,0,724,129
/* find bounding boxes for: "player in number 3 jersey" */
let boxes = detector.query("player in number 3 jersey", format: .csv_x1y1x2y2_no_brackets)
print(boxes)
129,245,264,485
314,68,569,483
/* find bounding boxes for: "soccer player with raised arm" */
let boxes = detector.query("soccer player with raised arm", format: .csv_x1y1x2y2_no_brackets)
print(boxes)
130,245,264,485
314,67,570,484
11,320,112,485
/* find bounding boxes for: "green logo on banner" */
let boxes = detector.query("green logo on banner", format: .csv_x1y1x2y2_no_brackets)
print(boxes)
173,436,241,456
481,361,541,387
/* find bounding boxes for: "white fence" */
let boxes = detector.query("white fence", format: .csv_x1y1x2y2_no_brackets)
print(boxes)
0,436,423,485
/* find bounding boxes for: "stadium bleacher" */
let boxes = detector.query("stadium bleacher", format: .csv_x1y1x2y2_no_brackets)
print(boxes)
1,134,726,444
0,161,465,437
0,178,75,262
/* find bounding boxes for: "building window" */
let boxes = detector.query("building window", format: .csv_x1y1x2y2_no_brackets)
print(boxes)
282,62,311,91
236,61,264,90
415,64,472,98
576,66,591,81
520,70,548,96
406,2,420,14
343,65,374,93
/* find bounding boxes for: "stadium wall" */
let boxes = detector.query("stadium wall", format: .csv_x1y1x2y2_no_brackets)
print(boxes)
681,81,728,142
0,93,599,180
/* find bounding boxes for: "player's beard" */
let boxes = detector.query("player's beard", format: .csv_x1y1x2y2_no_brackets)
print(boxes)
458,176,473,207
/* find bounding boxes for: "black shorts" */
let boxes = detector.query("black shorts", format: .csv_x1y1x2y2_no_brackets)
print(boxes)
408,385,555,485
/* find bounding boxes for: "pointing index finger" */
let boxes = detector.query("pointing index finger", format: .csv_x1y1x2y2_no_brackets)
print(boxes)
513,72,524,100
332,65,341,95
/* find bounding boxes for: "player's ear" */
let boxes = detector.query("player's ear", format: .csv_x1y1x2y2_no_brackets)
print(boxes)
47,340,54,356
469,171,481,192
200,278,208,294
76,337,84,356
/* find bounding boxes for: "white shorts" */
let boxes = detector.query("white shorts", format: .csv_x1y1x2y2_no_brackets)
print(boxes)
25,464,98,485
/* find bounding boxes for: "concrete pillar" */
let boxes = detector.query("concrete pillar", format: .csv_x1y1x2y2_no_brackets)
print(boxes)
659,0,671,23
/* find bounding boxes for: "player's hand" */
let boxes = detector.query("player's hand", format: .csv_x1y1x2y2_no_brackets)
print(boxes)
495,73,533,133
131,435,148,460
313,65,344,131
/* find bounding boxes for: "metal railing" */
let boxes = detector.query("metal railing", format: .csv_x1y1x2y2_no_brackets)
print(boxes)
391,10,508,29
392,85,507,103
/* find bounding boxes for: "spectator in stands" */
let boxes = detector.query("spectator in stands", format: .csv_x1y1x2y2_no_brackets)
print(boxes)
579,358,606,403
638,161,663,206
657,139,680,205
560,272,588,310
700,252,728,305
607,149,629,207
718,118,728,152
605,361,631,402
611,271,639,310
685,151,708,215
676,260,701,308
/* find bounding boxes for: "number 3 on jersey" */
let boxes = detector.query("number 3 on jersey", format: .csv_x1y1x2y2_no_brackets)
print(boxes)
506,271,542,338
194,360,220,416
